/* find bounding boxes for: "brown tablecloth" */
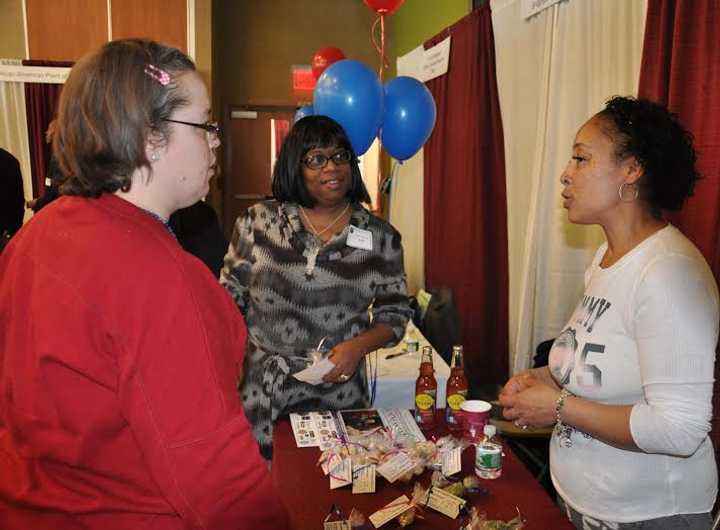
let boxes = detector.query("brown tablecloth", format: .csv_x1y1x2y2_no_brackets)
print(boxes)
271,412,574,530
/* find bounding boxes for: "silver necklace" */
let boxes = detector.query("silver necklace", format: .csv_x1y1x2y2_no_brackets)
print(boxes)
300,203,350,238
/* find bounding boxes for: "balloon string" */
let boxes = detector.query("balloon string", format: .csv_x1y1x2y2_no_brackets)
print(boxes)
380,14,386,81
370,13,389,214
371,14,390,80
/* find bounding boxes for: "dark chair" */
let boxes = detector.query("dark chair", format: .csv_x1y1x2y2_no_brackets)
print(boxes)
418,287,462,366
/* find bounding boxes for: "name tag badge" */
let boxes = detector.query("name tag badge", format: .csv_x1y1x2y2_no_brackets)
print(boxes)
346,226,372,251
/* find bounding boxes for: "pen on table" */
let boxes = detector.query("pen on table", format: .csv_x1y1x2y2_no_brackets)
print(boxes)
385,350,410,360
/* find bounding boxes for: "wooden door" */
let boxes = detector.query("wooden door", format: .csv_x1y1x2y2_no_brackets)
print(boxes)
222,105,295,240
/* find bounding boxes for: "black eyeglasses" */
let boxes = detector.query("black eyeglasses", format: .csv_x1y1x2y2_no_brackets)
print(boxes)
302,149,353,170
164,119,221,138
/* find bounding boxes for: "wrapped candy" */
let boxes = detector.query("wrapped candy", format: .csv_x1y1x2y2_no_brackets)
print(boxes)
460,507,525,530
431,469,452,488
368,489,426,528
319,426,476,488
349,508,369,529
397,482,431,526
462,475,482,493
431,471,484,498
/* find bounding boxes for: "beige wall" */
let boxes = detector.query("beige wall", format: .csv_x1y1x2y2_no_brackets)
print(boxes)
195,0,213,94
210,0,387,215
0,0,26,58
213,0,380,109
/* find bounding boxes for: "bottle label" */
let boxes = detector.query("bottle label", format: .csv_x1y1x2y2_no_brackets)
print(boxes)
476,446,502,470
415,392,435,410
446,392,466,411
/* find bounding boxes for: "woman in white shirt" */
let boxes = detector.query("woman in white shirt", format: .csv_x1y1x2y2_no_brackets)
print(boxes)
500,96,718,529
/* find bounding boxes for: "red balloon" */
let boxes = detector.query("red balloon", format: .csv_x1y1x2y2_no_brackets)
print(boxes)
311,47,346,80
363,0,404,15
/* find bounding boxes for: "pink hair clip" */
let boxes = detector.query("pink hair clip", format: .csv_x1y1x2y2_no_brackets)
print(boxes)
144,64,171,86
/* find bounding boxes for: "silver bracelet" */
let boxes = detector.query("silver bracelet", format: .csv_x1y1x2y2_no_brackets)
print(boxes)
555,388,572,426
554,388,574,448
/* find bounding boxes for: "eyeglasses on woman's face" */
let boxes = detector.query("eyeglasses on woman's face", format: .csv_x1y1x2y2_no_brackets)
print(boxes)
164,118,221,138
302,149,353,170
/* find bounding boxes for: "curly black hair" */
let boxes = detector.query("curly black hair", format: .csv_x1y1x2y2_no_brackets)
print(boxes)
595,96,698,214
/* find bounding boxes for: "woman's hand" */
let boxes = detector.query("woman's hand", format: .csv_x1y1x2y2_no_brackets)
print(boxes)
499,376,559,429
321,324,396,384
499,370,534,398
322,340,366,383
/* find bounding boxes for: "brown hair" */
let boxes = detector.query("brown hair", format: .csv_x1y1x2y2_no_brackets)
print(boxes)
55,39,195,196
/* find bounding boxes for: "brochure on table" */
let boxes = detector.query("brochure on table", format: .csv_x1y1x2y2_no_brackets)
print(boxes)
289,408,425,449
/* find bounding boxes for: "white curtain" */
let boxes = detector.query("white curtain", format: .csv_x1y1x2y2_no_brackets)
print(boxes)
0,73,32,223
491,0,647,373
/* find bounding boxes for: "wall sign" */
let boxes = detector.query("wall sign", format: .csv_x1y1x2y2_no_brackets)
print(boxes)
0,61,70,84
395,36,451,83
291,64,316,92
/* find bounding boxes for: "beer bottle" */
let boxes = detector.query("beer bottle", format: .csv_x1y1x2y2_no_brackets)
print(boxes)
445,345,469,431
414,346,437,429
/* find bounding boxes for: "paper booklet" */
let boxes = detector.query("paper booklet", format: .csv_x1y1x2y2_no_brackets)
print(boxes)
289,411,341,449
290,409,425,449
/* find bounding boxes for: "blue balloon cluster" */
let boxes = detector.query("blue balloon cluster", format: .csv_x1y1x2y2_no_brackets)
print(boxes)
310,60,436,160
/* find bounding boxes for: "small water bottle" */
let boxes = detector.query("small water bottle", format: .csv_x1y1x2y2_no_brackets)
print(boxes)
404,328,419,355
475,424,502,479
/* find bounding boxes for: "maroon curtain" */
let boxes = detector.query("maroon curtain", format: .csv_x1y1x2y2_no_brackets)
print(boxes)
22,60,72,197
637,0,720,468
423,5,509,386
274,119,290,158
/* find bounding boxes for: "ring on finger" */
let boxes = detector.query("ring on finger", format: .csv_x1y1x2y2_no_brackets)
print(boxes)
338,374,350,382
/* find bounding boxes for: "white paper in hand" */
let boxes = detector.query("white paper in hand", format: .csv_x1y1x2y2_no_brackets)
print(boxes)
293,358,335,385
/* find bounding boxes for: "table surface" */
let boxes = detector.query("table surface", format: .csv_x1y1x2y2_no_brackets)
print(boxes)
272,412,574,530
366,321,451,410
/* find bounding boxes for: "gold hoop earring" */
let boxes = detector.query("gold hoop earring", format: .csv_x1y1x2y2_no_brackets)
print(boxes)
618,182,639,202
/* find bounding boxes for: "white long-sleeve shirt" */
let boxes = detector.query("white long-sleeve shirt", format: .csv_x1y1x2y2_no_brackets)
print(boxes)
549,225,718,523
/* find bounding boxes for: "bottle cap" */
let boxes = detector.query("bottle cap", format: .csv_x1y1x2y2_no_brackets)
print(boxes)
483,424,496,437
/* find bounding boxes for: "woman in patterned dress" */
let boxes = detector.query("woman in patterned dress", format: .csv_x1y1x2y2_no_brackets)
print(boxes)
221,115,413,459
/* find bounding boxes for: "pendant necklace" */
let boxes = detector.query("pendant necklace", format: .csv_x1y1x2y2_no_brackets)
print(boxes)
300,203,350,238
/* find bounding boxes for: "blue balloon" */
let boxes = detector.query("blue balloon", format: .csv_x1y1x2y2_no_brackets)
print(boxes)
313,60,383,156
294,104,314,123
380,76,436,161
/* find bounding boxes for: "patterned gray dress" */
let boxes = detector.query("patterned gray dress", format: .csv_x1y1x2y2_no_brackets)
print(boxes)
220,200,412,459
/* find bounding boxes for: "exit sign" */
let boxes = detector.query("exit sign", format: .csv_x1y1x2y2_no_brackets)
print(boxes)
291,65,316,92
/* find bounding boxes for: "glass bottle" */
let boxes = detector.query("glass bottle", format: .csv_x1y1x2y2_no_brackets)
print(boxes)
414,346,437,429
475,424,503,479
445,345,468,431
